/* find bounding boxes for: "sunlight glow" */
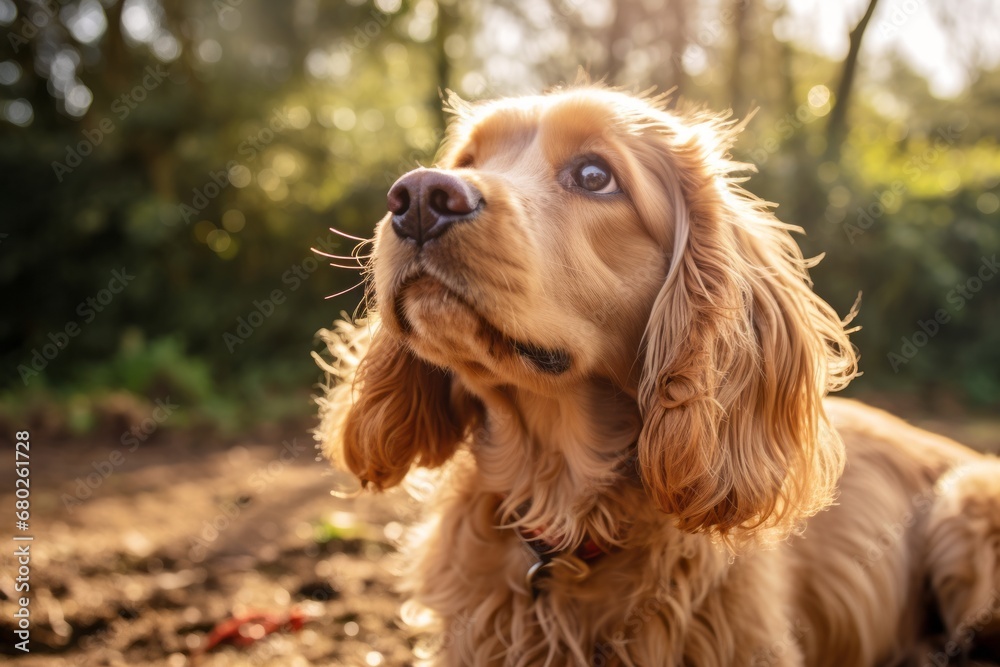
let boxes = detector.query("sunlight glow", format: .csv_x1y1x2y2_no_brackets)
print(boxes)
0,0,15,26
151,33,181,62
3,98,33,127
65,84,93,117
0,60,21,85
121,0,158,43
63,0,107,44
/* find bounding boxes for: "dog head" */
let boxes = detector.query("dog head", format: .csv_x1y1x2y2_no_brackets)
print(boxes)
318,86,857,539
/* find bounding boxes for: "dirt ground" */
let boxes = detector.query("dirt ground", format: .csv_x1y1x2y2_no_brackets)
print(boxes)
1,398,997,666
0,419,428,667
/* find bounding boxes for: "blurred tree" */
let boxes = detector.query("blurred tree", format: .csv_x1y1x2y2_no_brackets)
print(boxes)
0,0,449,398
1,0,998,413
825,0,879,159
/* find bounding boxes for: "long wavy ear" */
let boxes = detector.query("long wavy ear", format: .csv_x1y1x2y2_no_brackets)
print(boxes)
314,320,476,490
628,108,858,542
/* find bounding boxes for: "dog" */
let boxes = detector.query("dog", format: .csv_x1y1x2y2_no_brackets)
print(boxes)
315,86,1000,666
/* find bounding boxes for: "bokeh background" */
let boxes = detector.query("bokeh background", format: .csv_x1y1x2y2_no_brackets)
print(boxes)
0,0,998,665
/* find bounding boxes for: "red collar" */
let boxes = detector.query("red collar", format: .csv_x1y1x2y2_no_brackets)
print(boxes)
516,524,610,562
497,495,616,597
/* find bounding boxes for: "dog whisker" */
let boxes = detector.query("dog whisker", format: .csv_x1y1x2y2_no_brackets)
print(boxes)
324,280,366,300
311,247,370,262
328,226,370,243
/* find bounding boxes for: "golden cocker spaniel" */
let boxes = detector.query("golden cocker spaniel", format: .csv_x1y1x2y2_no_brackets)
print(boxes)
316,87,1000,666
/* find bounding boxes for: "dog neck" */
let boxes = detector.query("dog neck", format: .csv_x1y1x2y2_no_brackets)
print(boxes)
467,378,644,552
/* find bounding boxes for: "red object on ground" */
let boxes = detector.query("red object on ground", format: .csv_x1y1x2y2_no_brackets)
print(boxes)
196,607,309,655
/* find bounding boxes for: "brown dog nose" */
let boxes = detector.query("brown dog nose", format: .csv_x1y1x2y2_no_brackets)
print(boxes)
387,169,483,245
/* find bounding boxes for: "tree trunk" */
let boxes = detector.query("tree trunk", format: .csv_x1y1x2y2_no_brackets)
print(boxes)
430,2,456,135
826,0,881,158
604,1,631,84
727,0,752,113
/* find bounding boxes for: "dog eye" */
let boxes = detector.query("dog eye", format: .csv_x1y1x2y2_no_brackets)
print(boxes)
571,157,619,195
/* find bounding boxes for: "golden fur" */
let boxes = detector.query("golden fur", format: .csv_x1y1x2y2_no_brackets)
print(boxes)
315,87,1000,666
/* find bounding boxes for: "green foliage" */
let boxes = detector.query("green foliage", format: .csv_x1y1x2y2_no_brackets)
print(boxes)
1,0,998,418
86,334,213,400
312,517,367,544
751,65,1000,404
